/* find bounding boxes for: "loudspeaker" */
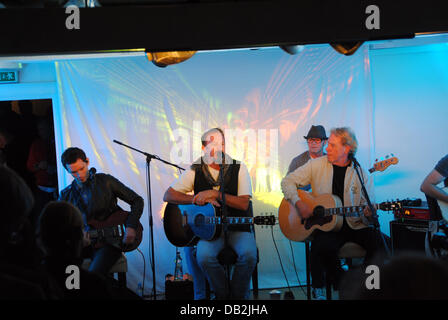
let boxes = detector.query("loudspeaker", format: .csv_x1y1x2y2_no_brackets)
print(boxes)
165,280,194,300
390,219,429,255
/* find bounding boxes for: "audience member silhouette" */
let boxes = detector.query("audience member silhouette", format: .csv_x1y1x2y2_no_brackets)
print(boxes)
340,252,448,299
0,165,62,299
0,101,35,189
27,116,58,229
38,200,116,300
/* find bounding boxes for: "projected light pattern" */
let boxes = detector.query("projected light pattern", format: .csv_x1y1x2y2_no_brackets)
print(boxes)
56,46,371,217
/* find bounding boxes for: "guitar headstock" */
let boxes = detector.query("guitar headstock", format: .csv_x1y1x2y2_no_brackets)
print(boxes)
369,154,399,173
254,214,276,226
378,200,402,212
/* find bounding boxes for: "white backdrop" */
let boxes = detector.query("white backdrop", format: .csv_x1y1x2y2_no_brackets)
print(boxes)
53,45,376,295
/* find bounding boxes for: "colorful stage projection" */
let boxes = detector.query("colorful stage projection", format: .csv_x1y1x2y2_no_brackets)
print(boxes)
53,37,448,295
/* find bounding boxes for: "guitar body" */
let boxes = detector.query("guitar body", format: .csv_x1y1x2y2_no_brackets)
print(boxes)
163,203,276,247
278,190,344,242
87,210,143,252
163,203,221,247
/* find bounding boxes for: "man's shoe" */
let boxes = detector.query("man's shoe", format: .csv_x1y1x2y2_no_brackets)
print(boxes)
312,287,326,300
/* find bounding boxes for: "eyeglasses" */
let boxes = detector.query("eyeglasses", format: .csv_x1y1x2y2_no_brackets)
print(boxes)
307,138,322,144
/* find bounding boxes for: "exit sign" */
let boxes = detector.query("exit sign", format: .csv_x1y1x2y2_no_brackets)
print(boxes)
0,70,18,83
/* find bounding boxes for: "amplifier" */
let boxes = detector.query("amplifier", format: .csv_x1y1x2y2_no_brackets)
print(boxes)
394,206,431,220
165,278,194,300
390,219,429,255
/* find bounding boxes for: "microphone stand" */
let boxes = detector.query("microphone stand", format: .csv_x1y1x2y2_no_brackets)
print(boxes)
350,154,391,259
113,139,185,300
218,152,232,299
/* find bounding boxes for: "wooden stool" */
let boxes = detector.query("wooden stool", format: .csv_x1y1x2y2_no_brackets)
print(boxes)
305,241,366,300
326,242,366,300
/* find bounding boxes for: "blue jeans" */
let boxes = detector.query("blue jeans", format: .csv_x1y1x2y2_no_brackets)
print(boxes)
196,231,257,300
184,246,208,300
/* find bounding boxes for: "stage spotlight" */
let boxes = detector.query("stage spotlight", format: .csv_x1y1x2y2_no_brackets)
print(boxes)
146,51,196,68
330,41,364,56
279,45,305,55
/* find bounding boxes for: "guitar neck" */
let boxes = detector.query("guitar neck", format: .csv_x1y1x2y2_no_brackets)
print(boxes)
204,216,255,225
324,203,379,217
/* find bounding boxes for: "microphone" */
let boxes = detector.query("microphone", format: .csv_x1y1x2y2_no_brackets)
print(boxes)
348,152,355,161
113,139,124,146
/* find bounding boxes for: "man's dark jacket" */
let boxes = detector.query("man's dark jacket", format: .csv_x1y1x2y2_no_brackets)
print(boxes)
59,168,144,229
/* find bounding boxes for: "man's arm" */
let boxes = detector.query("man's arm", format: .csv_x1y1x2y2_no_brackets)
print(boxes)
281,161,313,218
163,187,195,204
421,169,448,203
281,162,312,204
108,175,144,229
192,190,250,211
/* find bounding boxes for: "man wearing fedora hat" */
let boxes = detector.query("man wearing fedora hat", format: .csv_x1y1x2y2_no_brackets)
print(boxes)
286,125,328,189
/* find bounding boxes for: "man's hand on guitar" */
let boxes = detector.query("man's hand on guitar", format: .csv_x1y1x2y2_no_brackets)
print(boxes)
124,227,137,245
295,200,313,219
363,206,376,218
82,231,91,247
192,190,221,207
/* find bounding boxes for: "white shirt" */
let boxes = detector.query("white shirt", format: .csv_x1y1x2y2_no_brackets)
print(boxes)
171,162,253,197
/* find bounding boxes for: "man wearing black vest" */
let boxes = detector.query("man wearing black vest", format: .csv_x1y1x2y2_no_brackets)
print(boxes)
163,128,257,300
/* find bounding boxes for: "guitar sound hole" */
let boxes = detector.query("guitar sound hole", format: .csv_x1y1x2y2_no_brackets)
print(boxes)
194,214,205,226
313,205,325,218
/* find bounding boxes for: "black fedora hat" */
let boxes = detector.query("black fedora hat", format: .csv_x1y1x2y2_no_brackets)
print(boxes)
303,125,328,140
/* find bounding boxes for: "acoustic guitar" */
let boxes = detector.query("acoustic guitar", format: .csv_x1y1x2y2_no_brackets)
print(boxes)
87,210,143,252
278,190,395,242
163,203,276,247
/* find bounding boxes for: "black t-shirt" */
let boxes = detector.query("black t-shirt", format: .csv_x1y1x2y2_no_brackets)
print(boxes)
435,154,448,187
332,164,349,206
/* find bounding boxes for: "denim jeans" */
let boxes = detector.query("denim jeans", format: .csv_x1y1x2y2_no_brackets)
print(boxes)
196,231,257,300
184,246,208,300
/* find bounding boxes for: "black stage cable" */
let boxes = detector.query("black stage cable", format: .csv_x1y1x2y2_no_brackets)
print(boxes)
288,240,307,297
136,247,146,298
271,226,294,298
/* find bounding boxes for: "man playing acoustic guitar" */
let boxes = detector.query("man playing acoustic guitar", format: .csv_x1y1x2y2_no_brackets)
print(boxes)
163,128,257,300
59,147,144,276
420,154,448,221
281,127,384,300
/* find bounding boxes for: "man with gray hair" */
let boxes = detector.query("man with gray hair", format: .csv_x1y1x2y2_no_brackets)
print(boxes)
281,127,383,299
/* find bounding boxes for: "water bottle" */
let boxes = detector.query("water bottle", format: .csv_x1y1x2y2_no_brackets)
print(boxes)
174,249,183,281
